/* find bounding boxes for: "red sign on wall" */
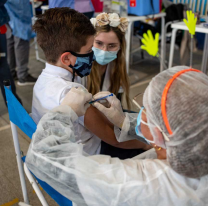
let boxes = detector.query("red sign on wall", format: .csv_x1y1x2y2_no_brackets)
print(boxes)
130,0,136,7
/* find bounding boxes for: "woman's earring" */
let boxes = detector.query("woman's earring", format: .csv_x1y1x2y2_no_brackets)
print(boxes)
154,145,161,151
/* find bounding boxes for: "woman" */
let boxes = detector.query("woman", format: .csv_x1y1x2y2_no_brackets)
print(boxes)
87,13,137,157
49,0,95,18
26,66,208,205
87,13,130,108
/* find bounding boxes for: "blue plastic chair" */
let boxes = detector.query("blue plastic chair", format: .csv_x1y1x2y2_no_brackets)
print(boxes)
4,84,73,206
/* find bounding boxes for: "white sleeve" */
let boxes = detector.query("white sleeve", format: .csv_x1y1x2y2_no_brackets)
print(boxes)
26,106,172,206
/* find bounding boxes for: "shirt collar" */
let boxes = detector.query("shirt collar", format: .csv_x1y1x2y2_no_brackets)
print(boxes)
44,63,74,81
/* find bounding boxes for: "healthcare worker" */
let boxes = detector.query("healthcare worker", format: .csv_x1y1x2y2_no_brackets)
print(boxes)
87,13,130,108
26,66,208,206
49,0,95,19
5,0,37,86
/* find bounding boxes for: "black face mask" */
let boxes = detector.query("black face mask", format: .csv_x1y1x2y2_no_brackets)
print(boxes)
67,51,96,82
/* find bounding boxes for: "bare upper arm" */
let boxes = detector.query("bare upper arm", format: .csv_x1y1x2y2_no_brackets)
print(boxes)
84,106,151,150
84,106,118,146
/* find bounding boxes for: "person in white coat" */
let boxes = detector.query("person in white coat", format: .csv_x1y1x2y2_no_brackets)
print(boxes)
26,66,208,206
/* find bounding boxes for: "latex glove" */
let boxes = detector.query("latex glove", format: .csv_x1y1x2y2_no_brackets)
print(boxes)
93,91,125,128
61,87,92,117
141,30,160,57
183,10,197,36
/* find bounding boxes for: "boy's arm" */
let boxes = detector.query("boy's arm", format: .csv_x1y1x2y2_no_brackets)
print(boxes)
84,106,150,150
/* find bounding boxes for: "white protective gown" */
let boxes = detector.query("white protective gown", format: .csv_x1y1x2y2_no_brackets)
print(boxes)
26,105,208,206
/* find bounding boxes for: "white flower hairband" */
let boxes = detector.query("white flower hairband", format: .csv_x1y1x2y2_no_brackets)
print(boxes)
90,13,129,33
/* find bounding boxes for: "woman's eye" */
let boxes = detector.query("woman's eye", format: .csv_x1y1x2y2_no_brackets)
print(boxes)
96,42,102,46
109,45,116,48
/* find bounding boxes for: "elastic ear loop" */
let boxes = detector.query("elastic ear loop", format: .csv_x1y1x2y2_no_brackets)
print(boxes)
132,100,169,141
161,68,201,136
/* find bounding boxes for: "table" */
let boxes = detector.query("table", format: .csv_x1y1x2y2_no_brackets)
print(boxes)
169,18,208,73
126,12,166,73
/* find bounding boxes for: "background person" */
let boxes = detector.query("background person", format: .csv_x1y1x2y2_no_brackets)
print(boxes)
5,0,37,86
49,0,95,19
0,0,21,105
26,66,208,206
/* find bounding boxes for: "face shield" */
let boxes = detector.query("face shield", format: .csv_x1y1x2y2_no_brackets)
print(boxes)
133,93,170,149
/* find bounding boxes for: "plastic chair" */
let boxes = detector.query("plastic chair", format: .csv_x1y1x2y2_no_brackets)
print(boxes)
4,80,73,206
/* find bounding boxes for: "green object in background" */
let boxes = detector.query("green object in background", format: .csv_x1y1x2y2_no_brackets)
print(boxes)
183,10,197,36
141,30,160,57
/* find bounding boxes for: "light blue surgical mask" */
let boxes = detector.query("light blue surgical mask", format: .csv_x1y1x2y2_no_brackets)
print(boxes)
92,47,119,65
135,107,155,145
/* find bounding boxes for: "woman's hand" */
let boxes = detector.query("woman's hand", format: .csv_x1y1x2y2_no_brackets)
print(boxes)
93,91,125,128
61,87,92,117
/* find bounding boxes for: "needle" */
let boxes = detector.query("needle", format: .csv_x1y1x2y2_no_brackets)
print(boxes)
88,93,113,104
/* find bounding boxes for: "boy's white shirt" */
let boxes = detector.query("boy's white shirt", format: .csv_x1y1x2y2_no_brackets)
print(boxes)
32,63,101,155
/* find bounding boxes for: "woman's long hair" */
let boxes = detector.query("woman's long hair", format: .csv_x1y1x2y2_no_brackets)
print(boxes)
87,26,131,109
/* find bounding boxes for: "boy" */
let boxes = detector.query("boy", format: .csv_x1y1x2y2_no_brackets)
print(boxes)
32,8,149,156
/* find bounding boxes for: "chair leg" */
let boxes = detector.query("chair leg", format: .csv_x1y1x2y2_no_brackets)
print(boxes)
34,37,46,64
24,164,49,206
141,50,144,59
201,34,208,74
160,16,165,72
169,28,178,68
139,39,144,59
125,21,133,74
10,123,30,204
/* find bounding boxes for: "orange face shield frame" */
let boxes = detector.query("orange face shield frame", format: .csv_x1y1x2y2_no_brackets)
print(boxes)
161,68,201,135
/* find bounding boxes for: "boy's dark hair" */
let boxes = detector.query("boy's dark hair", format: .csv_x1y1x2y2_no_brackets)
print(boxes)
33,8,96,63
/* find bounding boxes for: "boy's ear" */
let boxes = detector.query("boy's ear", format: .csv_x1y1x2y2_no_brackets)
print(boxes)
60,52,73,66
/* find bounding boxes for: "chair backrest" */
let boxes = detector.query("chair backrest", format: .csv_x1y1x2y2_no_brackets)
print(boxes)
5,86,37,139
172,0,208,16
4,85,73,206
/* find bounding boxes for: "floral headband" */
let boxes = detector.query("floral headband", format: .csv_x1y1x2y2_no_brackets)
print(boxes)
90,13,129,33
